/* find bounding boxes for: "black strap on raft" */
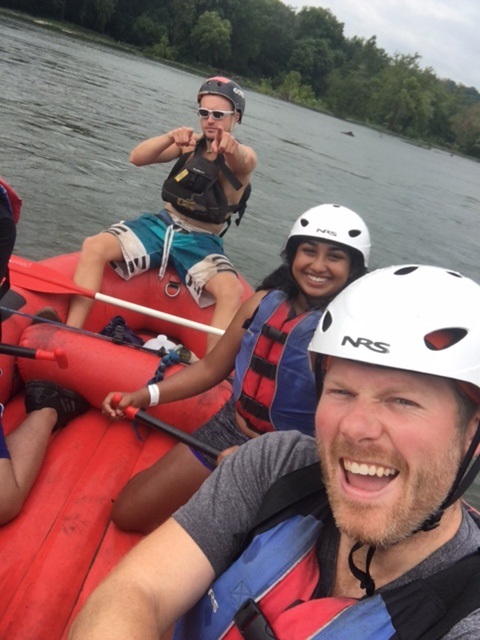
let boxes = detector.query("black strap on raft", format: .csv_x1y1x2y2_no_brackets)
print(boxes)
233,463,480,640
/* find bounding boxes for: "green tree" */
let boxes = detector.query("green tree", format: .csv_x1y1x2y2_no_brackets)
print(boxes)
370,54,434,135
78,0,117,33
131,14,166,48
288,37,334,95
451,103,480,157
325,36,388,119
249,0,296,79
275,70,316,105
190,11,231,66
295,6,345,49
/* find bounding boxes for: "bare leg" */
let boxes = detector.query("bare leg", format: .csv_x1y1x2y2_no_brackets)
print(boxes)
0,408,57,524
111,443,211,534
203,271,243,351
66,232,124,328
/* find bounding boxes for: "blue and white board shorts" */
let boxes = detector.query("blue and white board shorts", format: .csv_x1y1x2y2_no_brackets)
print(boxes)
106,210,237,307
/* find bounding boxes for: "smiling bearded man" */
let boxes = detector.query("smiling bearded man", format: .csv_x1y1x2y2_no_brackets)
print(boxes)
69,264,480,640
316,360,467,549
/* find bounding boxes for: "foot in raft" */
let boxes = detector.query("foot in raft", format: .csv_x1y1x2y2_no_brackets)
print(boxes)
25,381,89,432
31,307,63,325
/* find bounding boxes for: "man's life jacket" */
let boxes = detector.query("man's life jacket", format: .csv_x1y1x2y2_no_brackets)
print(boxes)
0,177,22,224
173,463,480,640
0,177,22,301
233,290,320,435
161,137,251,228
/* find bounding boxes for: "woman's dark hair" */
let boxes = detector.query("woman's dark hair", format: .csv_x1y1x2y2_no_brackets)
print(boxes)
256,236,368,307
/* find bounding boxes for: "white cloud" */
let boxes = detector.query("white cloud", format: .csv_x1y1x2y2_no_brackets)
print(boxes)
286,0,480,89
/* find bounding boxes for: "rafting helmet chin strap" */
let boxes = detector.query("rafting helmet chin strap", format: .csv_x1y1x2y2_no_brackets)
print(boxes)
347,417,480,598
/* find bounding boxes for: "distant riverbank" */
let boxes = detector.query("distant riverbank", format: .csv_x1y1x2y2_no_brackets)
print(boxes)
1,7,476,162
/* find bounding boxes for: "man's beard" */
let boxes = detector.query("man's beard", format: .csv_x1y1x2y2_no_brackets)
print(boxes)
316,435,463,549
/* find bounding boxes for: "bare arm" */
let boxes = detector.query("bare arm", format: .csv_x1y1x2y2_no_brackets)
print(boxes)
68,518,215,640
103,291,267,415
210,126,257,179
129,127,200,166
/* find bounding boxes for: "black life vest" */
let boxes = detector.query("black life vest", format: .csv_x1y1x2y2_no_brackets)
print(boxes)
161,137,251,228
0,178,21,302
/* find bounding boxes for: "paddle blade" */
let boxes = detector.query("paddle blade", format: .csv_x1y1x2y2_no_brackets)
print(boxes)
8,256,94,298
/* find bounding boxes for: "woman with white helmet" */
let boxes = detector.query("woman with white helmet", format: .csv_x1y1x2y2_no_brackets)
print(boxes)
103,203,371,533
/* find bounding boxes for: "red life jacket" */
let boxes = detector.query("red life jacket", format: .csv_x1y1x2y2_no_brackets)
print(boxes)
233,290,319,434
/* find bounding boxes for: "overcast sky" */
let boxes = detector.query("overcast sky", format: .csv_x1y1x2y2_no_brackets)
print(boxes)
286,0,479,90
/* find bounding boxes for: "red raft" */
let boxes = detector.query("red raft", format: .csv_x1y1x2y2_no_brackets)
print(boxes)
0,252,253,640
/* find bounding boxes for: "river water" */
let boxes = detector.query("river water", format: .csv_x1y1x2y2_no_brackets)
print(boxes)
1,15,480,506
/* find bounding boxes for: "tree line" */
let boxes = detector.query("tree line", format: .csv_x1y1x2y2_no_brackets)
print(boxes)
3,0,480,158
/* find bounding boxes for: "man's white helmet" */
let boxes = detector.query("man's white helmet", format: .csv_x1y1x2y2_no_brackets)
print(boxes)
287,204,371,268
309,264,480,391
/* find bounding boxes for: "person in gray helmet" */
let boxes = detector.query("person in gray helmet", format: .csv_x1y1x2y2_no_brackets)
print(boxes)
68,264,480,640
66,77,257,350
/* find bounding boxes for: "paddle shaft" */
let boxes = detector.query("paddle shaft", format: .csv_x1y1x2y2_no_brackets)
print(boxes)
95,291,223,336
8,256,224,337
115,397,221,459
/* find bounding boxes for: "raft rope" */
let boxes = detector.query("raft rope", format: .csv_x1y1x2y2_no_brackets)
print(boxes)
130,347,188,442
0,306,173,356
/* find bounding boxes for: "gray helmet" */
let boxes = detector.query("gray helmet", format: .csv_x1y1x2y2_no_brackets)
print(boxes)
197,77,245,123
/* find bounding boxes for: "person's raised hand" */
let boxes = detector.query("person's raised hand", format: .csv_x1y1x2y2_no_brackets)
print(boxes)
170,127,196,148
211,127,238,156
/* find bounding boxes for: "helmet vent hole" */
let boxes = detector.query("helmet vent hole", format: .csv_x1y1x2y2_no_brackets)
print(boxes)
424,328,468,351
321,311,333,332
300,218,309,228
447,270,463,278
348,229,361,238
394,266,418,276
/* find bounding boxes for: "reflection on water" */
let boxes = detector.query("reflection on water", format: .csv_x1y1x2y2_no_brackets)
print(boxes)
1,15,480,507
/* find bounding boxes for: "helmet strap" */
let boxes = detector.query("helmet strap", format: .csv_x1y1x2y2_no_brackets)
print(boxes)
348,542,376,597
420,421,480,532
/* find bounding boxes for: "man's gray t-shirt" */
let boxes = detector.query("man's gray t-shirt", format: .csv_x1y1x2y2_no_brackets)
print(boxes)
174,431,480,638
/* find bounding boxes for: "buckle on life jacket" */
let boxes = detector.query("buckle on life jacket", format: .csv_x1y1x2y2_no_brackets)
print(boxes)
234,598,277,640
261,324,287,344
250,355,277,380
239,394,270,425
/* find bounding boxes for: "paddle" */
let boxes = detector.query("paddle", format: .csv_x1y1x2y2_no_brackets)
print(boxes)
8,256,224,337
0,343,68,367
112,394,221,459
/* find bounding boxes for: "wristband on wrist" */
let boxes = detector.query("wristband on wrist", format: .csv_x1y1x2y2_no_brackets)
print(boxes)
147,384,160,407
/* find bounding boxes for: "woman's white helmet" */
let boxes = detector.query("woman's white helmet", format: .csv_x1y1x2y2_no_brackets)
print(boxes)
309,264,480,392
287,204,371,268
